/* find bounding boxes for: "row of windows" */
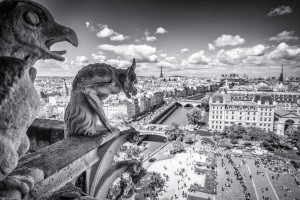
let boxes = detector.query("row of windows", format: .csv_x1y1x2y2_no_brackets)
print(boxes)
260,108,272,111
211,124,272,131
212,106,223,110
212,115,223,119
229,93,299,99
213,111,223,114
260,117,272,122
260,123,272,127
225,116,257,121
211,121,222,124
214,111,272,117
225,106,256,111
260,112,272,116
224,107,274,112
211,125,222,129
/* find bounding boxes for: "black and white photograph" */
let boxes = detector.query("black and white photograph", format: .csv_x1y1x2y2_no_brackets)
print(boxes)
0,0,300,199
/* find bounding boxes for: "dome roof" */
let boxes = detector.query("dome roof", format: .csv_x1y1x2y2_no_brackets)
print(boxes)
212,94,224,103
253,94,273,105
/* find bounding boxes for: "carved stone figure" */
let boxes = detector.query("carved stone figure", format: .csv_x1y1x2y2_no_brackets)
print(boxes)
65,59,137,136
0,0,78,198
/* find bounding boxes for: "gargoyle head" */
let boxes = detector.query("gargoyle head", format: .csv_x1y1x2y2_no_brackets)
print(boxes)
0,0,78,64
122,59,137,98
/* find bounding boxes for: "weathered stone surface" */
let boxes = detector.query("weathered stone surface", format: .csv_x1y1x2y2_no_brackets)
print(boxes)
34,183,98,200
0,0,78,198
65,59,137,136
12,128,138,198
27,118,65,152
88,128,139,196
95,160,142,199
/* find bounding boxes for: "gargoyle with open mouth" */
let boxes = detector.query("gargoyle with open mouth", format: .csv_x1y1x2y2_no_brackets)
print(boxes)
0,0,78,198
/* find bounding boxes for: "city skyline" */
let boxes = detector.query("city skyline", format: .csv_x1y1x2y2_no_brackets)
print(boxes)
34,0,300,77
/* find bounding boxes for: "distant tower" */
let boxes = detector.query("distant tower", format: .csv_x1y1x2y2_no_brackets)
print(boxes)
278,64,284,83
63,78,69,97
159,66,163,78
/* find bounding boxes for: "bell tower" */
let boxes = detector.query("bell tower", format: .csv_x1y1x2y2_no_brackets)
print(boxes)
278,64,283,83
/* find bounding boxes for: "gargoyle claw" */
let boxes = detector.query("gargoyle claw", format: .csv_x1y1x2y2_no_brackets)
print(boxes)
0,175,34,198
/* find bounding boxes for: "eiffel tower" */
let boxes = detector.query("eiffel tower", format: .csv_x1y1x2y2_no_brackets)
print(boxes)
159,66,163,78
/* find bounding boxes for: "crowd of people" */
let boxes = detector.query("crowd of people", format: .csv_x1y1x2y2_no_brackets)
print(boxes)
220,153,252,200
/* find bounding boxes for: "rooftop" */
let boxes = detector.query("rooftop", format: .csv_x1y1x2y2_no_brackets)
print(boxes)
253,93,273,105
274,108,294,117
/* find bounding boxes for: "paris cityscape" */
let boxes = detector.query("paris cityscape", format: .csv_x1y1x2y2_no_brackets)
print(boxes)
0,0,300,200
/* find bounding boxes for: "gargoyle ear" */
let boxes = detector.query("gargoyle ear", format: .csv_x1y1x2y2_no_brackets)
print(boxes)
127,58,136,75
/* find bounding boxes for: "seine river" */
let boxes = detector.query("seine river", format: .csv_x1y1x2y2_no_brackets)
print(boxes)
141,106,193,163
160,106,193,126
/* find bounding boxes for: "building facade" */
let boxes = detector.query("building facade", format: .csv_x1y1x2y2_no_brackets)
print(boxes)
274,109,300,135
209,93,276,132
103,103,128,120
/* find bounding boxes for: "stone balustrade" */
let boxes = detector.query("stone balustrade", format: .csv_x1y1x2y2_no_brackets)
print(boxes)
7,119,140,199
26,118,66,152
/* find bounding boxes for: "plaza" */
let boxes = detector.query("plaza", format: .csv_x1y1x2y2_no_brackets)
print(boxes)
136,133,300,200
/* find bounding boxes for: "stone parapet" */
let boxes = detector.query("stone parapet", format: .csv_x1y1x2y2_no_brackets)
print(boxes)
27,118,66,152
8,128,138,199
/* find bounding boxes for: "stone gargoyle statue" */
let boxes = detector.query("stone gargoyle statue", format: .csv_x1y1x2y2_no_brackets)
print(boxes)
0,0,78,198
65,59,137,136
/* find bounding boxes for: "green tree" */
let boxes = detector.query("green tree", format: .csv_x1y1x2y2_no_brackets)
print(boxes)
285,126,300,149
184,133,195,144
187,108,203,126
165,126,184,142
114,142,144,162
202,102,209,112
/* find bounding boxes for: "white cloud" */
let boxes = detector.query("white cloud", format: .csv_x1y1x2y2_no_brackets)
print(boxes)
107,59,131,68
110,33,129,41
98,44,157,62
89,24,129,41
91,53,106,62
267,6,292,17
156,27,168,34
269,31,299,42
208,43,215,50
144,29,157,42
160,53,167,58
180,48,190,53
76,56,89,64
214,34,245,47
268,42,300,61
216,44,268,65
165,56,176,62
145,36,157,42
85,21,97,32
186,50,210,65
97,27,115,38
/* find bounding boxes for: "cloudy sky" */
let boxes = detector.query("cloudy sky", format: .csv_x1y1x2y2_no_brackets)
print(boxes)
35,0,300,77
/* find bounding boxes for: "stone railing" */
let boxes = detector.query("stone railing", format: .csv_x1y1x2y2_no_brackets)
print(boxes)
8,119,140,199
26,118,65,152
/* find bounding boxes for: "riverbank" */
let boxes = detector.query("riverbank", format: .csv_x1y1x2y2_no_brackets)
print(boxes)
150,102,178,124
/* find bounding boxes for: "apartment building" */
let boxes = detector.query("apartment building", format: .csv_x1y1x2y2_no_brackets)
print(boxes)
209,93,276,132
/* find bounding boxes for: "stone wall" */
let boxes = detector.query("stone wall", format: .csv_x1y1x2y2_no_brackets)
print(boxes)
26,118,66,152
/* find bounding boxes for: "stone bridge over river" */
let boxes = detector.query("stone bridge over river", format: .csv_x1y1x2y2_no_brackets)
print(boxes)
177,99,204,107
